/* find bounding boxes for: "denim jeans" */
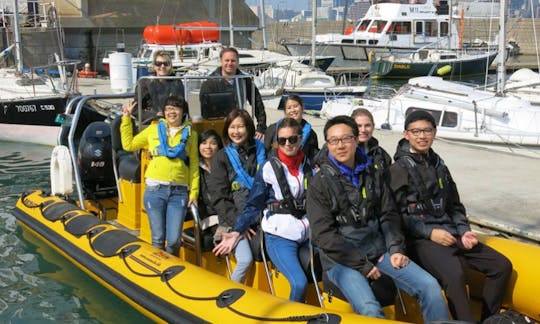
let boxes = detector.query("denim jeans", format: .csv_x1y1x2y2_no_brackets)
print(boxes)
265,233,309,302
144,184,188,255
231,236,253,283
326,252,450,323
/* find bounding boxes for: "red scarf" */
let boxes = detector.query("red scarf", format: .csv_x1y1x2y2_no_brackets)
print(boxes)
277,149,304,177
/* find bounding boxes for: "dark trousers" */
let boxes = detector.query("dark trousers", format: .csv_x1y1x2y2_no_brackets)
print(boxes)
410,239,512,322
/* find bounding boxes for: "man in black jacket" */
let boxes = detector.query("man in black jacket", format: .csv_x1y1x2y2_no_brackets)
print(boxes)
388,110,512,322
307,115,449,321
199,47,267,139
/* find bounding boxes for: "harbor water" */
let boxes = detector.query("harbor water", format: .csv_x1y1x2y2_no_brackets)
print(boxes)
0,142,151,323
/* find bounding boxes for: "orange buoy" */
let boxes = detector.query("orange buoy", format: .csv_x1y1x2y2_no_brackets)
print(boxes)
78,63,98,78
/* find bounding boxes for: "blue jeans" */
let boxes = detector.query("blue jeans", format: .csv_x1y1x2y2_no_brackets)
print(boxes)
265,233,309,302
231,236,253,283
326,252,449,323
144,184,188,255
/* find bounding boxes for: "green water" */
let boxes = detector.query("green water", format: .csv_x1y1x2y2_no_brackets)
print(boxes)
0,142,152,323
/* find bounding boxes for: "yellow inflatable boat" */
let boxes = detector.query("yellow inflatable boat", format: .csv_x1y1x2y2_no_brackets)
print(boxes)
13,93,540,323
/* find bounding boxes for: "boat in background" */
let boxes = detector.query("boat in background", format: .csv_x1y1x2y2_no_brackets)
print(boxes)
0,0,79,146
255,59,366,111
369,47,498,79
502,68,540,105
282,0,482,67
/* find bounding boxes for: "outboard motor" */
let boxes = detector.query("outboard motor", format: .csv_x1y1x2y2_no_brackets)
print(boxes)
78,121,116,197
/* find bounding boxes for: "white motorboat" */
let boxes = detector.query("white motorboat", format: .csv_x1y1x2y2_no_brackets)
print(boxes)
282,0,494,67
0,1,79,146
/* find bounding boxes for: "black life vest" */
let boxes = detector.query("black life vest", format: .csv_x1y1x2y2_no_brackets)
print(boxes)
318,164,380,228
398,155,448,217
267,155,312,218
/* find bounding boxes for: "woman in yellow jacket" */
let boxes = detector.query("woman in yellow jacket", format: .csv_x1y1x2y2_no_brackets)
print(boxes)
121,95,199,255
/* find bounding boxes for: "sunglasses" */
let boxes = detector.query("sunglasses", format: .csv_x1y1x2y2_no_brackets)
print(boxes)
277,135,300,146
154,61,170,67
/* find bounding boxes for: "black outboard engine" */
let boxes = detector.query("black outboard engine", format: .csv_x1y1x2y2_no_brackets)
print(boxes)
78,121,116,198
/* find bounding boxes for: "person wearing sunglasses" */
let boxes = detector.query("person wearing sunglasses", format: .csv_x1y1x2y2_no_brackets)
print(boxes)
213,118,313,302
264,95,319,162
306,115,450,321
207,109,266,283
388,110,512,322
199,47,267,140
135,51,185,121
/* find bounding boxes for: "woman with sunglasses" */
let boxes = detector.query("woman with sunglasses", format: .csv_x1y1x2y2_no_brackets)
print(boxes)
121,95,199,256
207,109,266,283
135,51,185,120
264,95,319,162
214,118,313,302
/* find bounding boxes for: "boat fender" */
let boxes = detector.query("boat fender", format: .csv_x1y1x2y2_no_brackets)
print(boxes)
368,50,374,62
50,145,73,196
437,65,452,76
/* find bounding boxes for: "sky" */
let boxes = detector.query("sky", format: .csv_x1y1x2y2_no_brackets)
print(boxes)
245,0,310,11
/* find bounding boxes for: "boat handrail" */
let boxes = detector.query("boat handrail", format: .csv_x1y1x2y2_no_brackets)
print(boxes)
66,93,134,209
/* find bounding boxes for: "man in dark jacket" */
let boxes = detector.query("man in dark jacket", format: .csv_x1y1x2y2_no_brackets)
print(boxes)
307,115,449,321
199,47,267,139
388,110,512,322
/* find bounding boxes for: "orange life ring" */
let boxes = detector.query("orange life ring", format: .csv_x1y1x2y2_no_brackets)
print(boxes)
78,63,98,78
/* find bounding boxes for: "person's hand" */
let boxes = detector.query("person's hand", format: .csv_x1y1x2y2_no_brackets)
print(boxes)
212,231,240,256
188,199,198,207
390,253,409,269
254,131,264,140
123,101,137,117
430,228,457,246
243,228,257,241
461,231,478,249
366,266,381,280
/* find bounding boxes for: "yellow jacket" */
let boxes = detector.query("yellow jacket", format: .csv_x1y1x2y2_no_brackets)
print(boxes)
120,116,199,201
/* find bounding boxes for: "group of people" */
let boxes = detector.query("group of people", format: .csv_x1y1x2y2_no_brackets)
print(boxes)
119,46,512,323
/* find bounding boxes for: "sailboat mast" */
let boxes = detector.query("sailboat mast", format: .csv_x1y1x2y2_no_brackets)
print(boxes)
229,0,234,46
311,0,316,67
12,0,23,72
496,0,507,94
260,0,267,49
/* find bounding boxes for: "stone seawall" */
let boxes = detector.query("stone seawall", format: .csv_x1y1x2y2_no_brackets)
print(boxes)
254,19,540,56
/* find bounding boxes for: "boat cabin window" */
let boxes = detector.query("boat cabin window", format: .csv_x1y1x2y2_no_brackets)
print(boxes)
179,49,198,59
439,22,449,36
387,22,411,35
357,20,372,32
415,21,437,36
239,54,255,59
405,108,458,128
369,20,388,33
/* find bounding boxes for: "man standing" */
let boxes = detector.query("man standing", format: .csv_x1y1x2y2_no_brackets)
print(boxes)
199,47,267,139
307,115,449,322
388,110,512,322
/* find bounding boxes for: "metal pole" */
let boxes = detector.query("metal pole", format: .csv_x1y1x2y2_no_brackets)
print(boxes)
229,0,234,46
311,0,317,67
496,0,507,95
260,0,267,49
12,0,23,72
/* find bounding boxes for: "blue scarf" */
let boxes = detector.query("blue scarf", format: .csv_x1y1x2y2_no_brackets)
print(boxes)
225,139,266,191
328,147,371,188
156,120,190,162
274,119,312,148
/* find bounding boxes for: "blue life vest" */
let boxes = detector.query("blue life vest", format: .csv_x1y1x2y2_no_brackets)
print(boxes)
225,139,266,191
156,120,190,163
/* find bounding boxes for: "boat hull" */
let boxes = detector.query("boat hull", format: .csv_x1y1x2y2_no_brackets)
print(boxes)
370,52,498,79
0,95,67,146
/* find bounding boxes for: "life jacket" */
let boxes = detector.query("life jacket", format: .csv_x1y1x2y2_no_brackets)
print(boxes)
154,121,191,164
319,164,379,228
225,140,266,191
397,155,448,217
266,155,312,218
